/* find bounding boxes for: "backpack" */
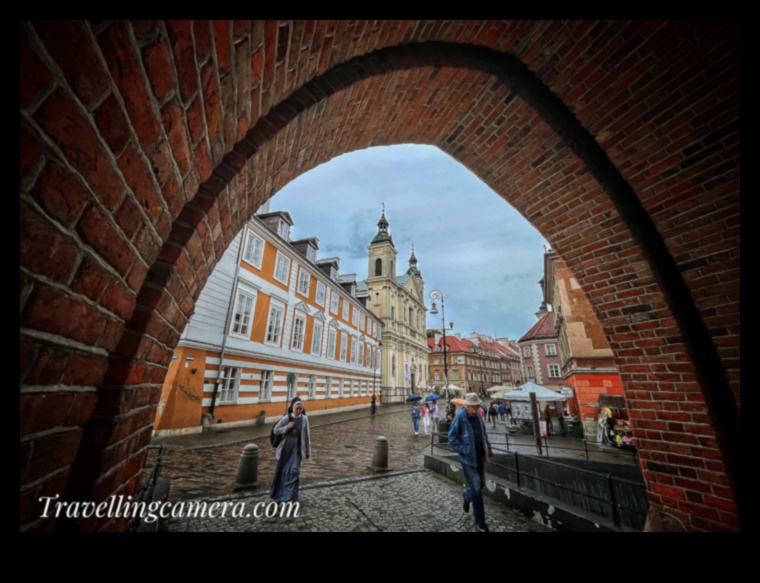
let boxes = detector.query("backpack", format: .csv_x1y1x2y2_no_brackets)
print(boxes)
270,414,292,448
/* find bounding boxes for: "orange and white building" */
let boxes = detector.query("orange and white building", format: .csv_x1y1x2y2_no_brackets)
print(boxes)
153,209,382,436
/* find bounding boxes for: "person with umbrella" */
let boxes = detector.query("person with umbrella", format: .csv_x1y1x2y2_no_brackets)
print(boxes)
411,399,422,435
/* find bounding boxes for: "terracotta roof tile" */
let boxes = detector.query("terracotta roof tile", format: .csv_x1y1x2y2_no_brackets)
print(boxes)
519,311,556,341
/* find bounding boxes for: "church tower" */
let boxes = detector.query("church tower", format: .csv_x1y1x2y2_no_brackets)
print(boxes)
358,206,429,403
367,206,397,281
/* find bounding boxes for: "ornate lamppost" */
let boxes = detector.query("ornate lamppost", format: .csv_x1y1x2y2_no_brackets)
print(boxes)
429,289,453,404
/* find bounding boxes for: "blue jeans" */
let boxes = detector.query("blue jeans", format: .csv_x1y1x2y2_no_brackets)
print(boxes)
413,417,420,432
461,457,486,526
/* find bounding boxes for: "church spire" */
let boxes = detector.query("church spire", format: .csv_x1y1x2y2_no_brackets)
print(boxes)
408,244,421,277
370,203,394,247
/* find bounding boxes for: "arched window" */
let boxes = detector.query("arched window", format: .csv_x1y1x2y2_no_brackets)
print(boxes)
375,258,382,276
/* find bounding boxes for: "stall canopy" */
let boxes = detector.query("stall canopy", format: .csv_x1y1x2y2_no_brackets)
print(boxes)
500,381,567,402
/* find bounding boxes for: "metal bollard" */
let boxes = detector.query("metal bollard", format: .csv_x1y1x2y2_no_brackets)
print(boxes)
233,443,259,490
368,436,391,473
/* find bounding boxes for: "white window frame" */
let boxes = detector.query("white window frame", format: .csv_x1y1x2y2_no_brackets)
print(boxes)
287,373,298,400
265,300,286,346
522,345,531,357
330,291,339,315
308,374,316,399
548,364,561,378
342,299,349,321
352,307,359,327
297,268,310,297
435,371,440,381
229,286,256,339
277,219,290,240
359,313,365,331
291,312,306,352
525,365,535,379
218,366,240,403
316,281,327,307
242,230,265,269
545,343,557,356
339,332,347,361
311,320,323,356
350,336,357,364
327,328,337,360
273,252,291,284
259,370,273,401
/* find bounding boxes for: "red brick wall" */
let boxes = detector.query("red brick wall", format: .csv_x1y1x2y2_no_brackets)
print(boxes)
20,20,740,532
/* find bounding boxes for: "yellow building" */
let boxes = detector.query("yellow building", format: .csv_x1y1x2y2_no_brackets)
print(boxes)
356,209,429,402
153,209,382,436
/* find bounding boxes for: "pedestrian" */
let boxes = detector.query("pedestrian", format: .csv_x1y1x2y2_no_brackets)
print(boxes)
421,402,431,435
429,400,440,430
498,401,506,423
506,402,512,423
488,401,498,428
270,398,311,502
479,403,486,420
447,403,456,423
411,401,421,435
371,393,377,415
448,393,494,532
544,404,554,435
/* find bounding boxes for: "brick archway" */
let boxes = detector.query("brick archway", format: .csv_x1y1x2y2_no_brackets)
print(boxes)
20,21,739,532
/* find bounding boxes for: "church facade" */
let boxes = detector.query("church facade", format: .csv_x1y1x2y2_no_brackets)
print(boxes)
357,209,430,403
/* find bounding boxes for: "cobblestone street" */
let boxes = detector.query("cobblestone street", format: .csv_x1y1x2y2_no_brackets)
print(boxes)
155,405,556,532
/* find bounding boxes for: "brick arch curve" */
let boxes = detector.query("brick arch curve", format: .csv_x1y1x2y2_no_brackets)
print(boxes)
20,21,739,532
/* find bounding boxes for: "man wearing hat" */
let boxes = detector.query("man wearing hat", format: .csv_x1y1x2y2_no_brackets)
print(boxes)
448,393,494,532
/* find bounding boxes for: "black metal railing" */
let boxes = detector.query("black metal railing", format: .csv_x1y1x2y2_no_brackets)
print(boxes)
429,430,647,530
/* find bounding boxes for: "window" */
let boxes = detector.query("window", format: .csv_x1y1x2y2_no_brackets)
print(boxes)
434,371,440,380
374,258,382,276
350,336,357,364
392,356,396,376
316,281,327,306
311,320,323,356
308,374,316,399
259,370,273,401
409,307,413,327
545,344,557,356
218,366,239,403
242,231,264,268
352,307,359,327
359,313,365,331
342,299,349,321
287,373,298,400
291,313,306,351
339,333,348,361
358,342,365,367
277,219,290,240
327,328,337,359
230,288,255,338
325,376,332,399
548,364,561,378
265,302,285,345
433,357,439,365
525,365,534,379
274,252,291,284
522,345,531,357
297,268,310,296
330,291,339,314
452,370,459,380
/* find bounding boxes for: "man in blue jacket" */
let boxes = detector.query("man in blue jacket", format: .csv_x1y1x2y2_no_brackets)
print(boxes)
448,393,494,531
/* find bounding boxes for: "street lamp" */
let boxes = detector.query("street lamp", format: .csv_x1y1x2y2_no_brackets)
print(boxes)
429,289,453,404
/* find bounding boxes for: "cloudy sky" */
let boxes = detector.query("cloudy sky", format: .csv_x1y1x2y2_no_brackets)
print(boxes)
268,144,549,341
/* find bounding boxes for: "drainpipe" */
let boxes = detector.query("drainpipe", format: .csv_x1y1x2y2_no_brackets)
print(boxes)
208,228,246,422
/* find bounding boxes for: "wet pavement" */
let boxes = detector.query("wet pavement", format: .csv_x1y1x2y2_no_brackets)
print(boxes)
151,404,635,532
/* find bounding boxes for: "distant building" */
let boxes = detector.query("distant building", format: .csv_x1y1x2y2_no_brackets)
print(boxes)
518,306,564,394
543,250,624,438
356,208,429,402
153,207,382,436
428,332,520,396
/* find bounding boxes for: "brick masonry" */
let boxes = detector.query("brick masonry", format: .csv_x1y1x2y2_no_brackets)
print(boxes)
19,20,740,532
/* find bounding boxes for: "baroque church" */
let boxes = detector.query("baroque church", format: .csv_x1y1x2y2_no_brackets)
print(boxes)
357,208,430,403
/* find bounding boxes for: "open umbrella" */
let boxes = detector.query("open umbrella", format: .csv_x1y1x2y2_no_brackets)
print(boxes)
425,394,440,401
406,394,422,402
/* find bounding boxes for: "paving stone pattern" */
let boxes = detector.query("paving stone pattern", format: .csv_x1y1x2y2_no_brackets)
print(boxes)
157,407,555,532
